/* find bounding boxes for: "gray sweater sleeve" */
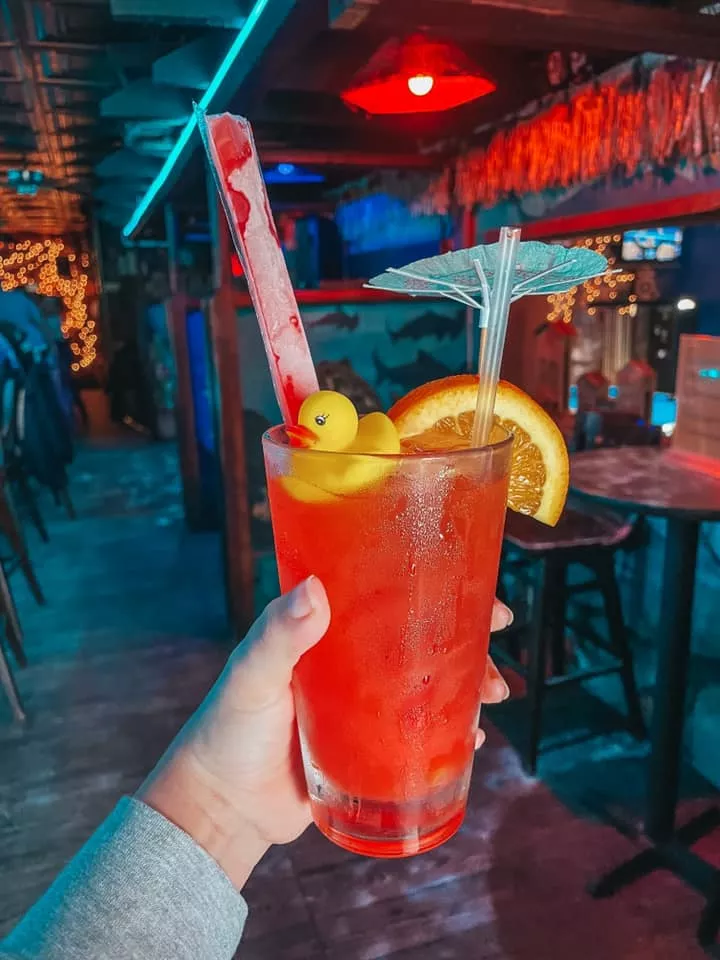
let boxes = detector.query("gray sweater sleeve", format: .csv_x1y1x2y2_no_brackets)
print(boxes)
0,796,248,960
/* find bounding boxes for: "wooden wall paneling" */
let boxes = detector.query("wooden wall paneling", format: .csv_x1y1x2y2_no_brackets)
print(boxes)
208,285,256,637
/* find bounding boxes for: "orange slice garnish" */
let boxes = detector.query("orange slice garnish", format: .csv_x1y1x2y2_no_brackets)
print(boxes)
388,375,569,526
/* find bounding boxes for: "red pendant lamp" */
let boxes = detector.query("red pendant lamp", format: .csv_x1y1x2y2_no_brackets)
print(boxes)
341,34,495,115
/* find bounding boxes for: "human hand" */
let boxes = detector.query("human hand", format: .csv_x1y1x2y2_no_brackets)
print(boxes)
140,577,511,889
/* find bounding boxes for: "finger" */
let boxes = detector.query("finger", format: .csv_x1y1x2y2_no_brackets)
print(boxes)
227,577,331,709
491,599,513,632
474,728,486,750
481,657,510,704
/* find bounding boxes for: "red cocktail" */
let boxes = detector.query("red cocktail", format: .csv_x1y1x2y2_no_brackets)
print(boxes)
263,430,512,857
200,111,574,857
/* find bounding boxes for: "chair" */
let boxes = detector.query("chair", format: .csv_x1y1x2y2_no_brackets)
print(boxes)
576,369,610,413
17,356,75,514
0,357,51,725
0,324,75,524
0,631,25,723
494,505,647,774
0,481,44,607
574,409,662,451
0,364,50,580
0,360,46,664
616,359,656,421
2,361,49,541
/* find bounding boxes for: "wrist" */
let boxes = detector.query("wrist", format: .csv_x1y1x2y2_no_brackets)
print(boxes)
138,748,269,890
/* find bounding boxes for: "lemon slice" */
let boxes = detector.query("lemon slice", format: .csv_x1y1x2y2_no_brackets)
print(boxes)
388,375,569,526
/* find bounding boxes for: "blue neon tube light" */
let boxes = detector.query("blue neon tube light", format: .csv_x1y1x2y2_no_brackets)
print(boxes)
122,0,273,239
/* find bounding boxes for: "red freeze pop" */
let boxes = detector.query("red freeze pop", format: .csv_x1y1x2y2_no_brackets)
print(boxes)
202,111,318,425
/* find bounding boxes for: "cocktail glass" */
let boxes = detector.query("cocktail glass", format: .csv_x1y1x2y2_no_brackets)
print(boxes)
262,428,512,858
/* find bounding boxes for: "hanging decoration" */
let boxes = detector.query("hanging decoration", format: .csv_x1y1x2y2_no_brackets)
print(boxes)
0,239,97,371
332,169,440,209
546,51,592,90
415,58,720,213
341,33,495,115
545,52,568,91
546,287,578,328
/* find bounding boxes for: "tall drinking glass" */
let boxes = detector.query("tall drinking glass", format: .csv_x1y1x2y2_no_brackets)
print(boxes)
263,428,512,858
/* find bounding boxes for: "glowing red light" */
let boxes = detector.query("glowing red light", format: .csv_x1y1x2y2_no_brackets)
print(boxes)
341,34,495,115
408,74,434,97
231,252,244,278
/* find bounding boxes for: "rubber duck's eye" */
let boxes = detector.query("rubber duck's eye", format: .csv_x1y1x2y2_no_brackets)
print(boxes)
314,414,327,426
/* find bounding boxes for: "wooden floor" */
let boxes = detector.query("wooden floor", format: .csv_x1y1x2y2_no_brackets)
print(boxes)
0,425,713,959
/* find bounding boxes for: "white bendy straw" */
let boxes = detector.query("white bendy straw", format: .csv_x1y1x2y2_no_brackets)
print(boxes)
470,226,521,447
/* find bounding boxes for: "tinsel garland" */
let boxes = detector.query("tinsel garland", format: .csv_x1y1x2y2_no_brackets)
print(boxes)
414,59,720,215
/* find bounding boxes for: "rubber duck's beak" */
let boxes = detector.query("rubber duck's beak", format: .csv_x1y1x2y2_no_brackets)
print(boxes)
286,424,318,448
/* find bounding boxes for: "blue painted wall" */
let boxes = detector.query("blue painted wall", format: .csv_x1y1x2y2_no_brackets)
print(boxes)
236,298,467,424
185,307,221,520
345,241,443,281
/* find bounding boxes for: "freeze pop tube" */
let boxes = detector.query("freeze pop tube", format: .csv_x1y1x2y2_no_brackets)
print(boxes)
197,107,319,425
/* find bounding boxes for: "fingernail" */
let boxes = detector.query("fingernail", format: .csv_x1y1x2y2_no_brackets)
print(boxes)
499,604,514,628
487,678,511,702
287,577,317,619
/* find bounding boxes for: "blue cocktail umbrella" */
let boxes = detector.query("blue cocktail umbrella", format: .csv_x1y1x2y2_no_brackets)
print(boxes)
366,241,608,313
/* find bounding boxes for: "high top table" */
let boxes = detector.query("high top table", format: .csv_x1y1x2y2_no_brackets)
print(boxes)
571,447,720,953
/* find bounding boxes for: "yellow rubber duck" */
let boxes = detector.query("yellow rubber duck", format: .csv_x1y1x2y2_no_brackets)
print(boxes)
283,391,400,501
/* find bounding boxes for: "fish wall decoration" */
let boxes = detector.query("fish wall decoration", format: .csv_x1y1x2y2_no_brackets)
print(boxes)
308,310,359,332
373,349,462,390
389,309,464,344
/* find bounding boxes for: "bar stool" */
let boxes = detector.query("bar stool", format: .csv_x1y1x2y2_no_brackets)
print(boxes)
0,330,76,531
0,367,46,604
0,471,44,700
0,550,26,723
575,409,662,451
0,548,27,723
494,505,647,774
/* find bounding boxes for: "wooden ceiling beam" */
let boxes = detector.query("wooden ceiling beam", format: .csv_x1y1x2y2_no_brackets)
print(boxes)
255,91,363,129
269,28,384,90
258,146,441,168
253,118,441,155
508,187,720,241
28,40,105,52
356,0,720,59
38,76,115,88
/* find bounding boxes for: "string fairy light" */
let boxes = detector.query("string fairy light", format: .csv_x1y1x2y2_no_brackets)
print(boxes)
547,286,578,325
0,239,96,371
545,233,636,327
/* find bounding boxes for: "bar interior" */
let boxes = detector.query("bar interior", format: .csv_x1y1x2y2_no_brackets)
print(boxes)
2,0,720,957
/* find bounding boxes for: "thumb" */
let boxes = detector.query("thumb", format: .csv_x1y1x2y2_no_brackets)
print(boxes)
226,576,331,710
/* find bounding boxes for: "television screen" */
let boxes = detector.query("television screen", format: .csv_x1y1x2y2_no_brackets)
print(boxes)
622,227,683,263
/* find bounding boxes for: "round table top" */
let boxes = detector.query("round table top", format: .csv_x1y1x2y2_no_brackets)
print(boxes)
570,447,720,520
